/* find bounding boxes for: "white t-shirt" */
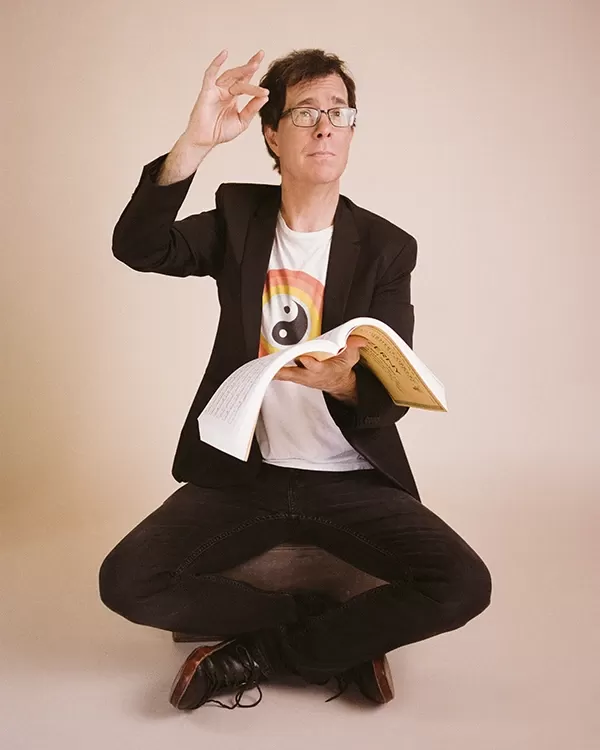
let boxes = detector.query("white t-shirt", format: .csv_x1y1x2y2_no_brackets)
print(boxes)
254,211,373,471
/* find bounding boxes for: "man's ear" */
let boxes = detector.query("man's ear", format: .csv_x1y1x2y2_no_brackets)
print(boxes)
264,125,279,157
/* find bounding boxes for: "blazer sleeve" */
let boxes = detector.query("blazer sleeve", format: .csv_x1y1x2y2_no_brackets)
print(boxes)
324,234,418,430
111,152,226,278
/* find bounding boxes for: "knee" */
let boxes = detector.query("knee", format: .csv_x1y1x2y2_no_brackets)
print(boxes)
98,546,129,616
450,554,492,627
98,543,151,622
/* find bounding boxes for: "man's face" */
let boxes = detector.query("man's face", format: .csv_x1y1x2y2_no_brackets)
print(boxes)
265,74,355,185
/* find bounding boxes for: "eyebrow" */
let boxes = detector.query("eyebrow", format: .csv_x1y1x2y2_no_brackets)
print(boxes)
293,96,348,107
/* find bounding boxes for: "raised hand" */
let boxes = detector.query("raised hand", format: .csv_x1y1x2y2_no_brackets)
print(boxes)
183,49,270,149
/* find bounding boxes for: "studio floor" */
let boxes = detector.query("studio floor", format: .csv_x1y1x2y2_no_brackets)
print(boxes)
1,477,596,750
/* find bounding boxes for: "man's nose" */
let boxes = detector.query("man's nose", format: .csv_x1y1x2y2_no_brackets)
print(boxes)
314,112,334,136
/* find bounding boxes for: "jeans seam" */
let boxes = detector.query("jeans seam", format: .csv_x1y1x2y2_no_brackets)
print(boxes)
172,514,288,577
303,579,395,622
293,513,414,581
287,472,296,514
195,573,294,600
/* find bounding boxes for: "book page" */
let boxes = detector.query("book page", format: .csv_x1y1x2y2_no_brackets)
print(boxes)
198,337,340,460
198,357,280,462
201,335,340,426
202,357,274,425
308,321,354,349
349,323,447,410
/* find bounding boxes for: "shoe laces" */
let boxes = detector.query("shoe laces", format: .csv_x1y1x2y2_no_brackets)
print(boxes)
324,663,374,703
205,643,264,710
325,672,352,702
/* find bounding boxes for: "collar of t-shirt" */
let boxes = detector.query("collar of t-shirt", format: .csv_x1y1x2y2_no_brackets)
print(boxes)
277,211,334,242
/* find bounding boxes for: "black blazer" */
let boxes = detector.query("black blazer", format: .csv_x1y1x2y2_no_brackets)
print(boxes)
112,152,422,503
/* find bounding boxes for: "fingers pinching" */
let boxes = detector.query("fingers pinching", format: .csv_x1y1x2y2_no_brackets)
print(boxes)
229,81,269,97
216,49,264,87
238,93,270,128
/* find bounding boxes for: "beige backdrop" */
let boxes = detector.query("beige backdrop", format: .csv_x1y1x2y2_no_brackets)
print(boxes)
2,0,598,747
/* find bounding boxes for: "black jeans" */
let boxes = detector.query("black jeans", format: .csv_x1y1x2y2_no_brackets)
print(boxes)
99,463,492,680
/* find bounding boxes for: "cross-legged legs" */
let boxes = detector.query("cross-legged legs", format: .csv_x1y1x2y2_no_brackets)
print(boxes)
99,463,491,683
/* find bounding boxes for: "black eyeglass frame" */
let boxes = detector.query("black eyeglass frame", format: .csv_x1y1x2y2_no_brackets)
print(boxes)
278,106,358,128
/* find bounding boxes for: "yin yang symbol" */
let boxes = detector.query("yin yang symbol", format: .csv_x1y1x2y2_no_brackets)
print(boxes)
270,298,309,347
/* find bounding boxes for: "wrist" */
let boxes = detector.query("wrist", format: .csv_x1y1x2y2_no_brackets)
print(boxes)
327,371,358,405
177,132,214,155
155,136,213,186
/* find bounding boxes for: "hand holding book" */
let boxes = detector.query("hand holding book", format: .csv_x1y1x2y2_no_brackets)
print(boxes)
197,317,448,461
274,334,369,404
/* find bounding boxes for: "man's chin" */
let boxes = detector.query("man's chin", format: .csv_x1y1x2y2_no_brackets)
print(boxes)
283,163,344,185
305,164,344,184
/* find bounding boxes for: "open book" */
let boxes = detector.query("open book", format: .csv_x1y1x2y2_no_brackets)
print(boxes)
197,316,447,461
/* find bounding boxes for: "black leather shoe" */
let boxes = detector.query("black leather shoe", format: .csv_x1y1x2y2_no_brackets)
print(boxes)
291,591,395,704
170,636,287,710
326,654,395,704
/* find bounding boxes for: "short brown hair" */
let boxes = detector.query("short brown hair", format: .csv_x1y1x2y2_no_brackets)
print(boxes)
258,49,357,174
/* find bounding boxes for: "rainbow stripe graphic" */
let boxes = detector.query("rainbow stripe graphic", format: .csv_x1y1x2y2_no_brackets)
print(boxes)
258,269,325,357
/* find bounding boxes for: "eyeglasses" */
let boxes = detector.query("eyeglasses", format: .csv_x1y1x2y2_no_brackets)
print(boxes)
279,106,358,128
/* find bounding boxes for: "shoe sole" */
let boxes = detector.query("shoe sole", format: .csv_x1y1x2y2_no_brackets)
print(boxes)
369,654,395,703
169,640,235,710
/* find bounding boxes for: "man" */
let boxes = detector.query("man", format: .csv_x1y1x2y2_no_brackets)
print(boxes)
99,48,492,711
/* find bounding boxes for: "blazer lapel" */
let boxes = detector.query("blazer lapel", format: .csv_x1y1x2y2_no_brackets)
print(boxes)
321,195,361,338
241,186,281,362
241,187,362,362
